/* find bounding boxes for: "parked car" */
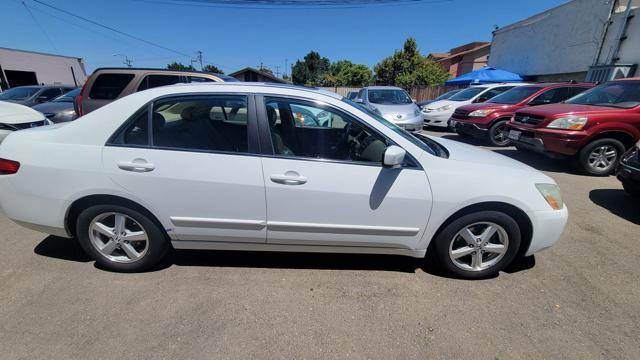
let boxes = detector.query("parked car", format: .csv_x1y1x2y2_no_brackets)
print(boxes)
354,86,423,131
0,83,568,278
452,83,593,146
32,88,81,123
507,78,640,176
416,89,462,108
346,91,359,100
422,83,529,128
0,102,52,143
0,85,76,107
75,68,238,116
616,140,640,197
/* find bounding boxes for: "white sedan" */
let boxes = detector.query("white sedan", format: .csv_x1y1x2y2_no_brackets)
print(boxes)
0,101,52,143
0,83,568,279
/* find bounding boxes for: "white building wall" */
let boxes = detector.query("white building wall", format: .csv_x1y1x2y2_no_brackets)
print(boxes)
488,0,613,78
0,48,87,87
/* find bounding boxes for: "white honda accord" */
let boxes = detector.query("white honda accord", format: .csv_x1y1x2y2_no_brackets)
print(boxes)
0,83,568,278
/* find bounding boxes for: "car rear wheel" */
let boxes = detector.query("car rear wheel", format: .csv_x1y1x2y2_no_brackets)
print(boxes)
577,138,625,176
432,211,521,279
76,204,170,272
487,120,512,147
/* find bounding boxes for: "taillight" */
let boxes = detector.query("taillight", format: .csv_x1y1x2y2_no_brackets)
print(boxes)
76,81,88,116
0,158,20,175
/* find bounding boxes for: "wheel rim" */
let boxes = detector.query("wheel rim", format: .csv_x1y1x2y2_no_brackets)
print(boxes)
587,145,618,171
493,124,510,145
88,212,149,263
448,222,509,272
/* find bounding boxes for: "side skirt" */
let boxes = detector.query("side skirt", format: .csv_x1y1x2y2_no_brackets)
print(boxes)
171,241,427,258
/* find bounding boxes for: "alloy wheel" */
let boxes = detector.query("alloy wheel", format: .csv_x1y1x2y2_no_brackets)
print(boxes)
492,124,510,146
448,222,509,272
587,145,618,172
88,212,149,263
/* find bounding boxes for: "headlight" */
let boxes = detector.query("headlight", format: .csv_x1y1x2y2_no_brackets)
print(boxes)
414,109,421,117
469,109,495,117
546,116,588,130
536,183,564,210
436,104,452,112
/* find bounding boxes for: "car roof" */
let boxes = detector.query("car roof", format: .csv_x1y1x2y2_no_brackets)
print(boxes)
162,82,344,100
364,86,405,90
91,67,238,82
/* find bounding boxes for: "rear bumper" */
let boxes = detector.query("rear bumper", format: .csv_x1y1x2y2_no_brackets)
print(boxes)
525,206,568,256
507,122,588,157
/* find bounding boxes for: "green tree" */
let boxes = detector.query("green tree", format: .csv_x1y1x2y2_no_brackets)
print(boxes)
203,64,224,74
292,51,330,86
374,38,449,88
167,62,195,71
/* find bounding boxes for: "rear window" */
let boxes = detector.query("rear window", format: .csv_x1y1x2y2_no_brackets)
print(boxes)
89,73,135,100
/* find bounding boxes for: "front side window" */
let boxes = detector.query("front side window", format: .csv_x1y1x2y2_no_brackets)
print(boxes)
265,98,388,163
90,74,134,100
566,81,640,109
39,88,63,101
152,96,249,153
367,89,412,105
137,75,183,91
476,86,515,102
449,87,486,101
529,87,569,105
487,86,544,104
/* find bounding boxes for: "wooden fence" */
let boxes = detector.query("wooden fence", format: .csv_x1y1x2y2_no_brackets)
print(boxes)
319,85,463,101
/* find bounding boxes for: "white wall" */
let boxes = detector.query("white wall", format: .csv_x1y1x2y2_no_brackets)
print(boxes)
0,48,87,87
488,0,613,77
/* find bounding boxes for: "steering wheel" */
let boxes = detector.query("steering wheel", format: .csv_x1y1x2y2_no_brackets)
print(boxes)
330,122,353,158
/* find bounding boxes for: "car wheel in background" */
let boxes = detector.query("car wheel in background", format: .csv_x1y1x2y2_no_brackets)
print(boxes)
76,204,170,272
576,138,625,176
487,120,512,147
432,211,521,279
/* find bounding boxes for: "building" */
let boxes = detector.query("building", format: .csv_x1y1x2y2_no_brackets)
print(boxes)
0,47,87,91
428,42,491,78
229,67,288,83
489,0,639,82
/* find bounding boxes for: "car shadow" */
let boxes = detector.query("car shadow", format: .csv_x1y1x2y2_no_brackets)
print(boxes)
589,189,640,225
34,236,536,278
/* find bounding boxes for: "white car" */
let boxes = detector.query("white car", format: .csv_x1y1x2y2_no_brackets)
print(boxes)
422,83,530,128
0,83,568,279
354,86,423,131
0,101,51,143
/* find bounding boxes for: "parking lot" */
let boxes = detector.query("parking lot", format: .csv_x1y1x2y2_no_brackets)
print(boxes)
0,128,638,360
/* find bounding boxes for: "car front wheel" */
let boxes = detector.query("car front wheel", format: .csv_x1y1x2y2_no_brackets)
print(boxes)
488,120,512,147
577,138,625,176
432,211,521,279
76,204,170,272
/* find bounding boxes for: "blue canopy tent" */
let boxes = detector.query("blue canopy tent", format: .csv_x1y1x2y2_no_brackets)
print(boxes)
445,66,524,86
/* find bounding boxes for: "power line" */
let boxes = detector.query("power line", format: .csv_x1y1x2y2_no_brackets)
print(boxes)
134,0,453,9
21,1,59,53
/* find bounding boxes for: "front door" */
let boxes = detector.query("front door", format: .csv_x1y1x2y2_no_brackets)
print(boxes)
103,94,267,244
259,96,431,249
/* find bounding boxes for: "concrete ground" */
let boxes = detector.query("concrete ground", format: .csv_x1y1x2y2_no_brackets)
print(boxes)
1,129,638,360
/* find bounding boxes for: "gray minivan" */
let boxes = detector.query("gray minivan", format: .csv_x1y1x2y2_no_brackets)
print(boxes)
75,68,237,116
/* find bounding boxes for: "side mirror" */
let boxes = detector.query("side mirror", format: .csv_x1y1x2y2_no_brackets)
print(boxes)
383,145,406,168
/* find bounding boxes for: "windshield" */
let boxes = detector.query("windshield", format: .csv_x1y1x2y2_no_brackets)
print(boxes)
488,86,544,104
0,87,39,100
435,89,461,100
566,81,640,109
53,88,80,102
343,98,439,156
448,87,486,101
368,89,412,105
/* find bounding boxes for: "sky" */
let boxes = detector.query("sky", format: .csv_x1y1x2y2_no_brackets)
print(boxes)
2,0,567,75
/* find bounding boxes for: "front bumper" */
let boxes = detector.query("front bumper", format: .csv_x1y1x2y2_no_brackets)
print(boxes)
454,121,488,138
525,205,569,256
507,122,588,157
389,114,424,131
422,111,452,128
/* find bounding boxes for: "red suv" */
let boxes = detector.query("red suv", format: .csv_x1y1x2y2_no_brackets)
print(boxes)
452,83,593,146
507,78,640,175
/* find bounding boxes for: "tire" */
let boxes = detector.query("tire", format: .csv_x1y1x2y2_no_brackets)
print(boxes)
76,204,170,272
487,120,512,147
432,211,521,279
622,181,640,198
576,138,625,176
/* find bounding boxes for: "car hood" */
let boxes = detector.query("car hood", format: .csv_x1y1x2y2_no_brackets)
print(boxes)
456,103,518,113
425,99,466,110
371,103,418,114
516,103,624,117
0,101,45,124
32,101,74,113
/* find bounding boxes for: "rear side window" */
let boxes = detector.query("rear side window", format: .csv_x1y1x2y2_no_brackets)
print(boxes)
112,109,149,146
137,75,183,91
89,74,134,100
187,76,216,83
567,87,591,98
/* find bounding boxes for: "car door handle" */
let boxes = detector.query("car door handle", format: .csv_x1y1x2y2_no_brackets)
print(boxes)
270,172,307,185
117,159,155,173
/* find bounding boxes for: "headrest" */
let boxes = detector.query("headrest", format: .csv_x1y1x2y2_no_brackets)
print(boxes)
266,105,277,127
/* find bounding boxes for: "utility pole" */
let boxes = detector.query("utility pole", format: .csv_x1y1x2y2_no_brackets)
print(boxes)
284,58,288,77
196,50,204,70
275,65,281,78
113,54,133,68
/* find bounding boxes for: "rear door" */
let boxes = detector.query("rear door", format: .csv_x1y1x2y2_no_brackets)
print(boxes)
103,93,267,245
